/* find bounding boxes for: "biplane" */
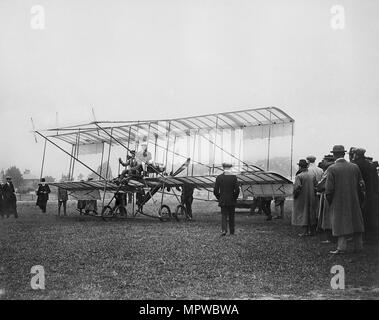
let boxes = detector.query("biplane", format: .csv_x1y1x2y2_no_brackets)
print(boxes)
33,107,295,221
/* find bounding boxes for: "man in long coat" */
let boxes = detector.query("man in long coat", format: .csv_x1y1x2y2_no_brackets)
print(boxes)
36,178,51,213
0,182,4,218
325,145,365,254
292,159,318,236
213,163,240,236
307,155,324,218
353,148,379,238
316,155,335,242
3,177,18,218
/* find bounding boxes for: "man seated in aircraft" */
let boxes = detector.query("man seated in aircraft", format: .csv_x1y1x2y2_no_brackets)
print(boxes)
135,143,166,176
119,150,140,178
135,143,152,175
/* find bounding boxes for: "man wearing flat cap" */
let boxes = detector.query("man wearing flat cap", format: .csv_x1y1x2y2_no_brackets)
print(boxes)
353,148,379,238
325,145,365,254
306,155,323,183
292,159,318,236
306,155,324,218
213,163,240,236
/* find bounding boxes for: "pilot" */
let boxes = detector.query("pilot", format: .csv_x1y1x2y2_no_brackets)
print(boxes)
119,150,139,177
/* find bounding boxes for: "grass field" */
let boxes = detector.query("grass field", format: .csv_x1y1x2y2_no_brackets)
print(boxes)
1,199,379,300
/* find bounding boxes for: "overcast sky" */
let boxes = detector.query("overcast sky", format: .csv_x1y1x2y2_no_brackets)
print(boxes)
0,0,378,179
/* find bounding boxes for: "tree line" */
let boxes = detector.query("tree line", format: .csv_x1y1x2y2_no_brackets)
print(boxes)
1,162,113,193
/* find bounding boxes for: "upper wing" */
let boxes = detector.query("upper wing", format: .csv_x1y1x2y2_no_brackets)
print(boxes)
40,107,294,146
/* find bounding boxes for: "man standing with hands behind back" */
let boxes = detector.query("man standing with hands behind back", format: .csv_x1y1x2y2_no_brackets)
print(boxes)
214,163,240,236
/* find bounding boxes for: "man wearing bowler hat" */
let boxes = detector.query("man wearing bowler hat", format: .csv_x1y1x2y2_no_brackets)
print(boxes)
213,163,240,236
36,178,51,213
325,145,365,254
292,159,318,236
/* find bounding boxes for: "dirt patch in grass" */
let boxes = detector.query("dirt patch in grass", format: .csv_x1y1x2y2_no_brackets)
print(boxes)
0,200,378,300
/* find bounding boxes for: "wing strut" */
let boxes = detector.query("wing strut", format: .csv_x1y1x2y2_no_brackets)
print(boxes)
34,131,106,180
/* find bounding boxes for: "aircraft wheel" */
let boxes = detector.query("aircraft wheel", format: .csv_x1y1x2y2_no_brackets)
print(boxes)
117,206,128,218
101,205,114,218
174,204,187,221
158,205,171,221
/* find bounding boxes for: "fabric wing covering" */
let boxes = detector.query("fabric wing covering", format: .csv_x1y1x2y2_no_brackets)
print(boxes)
43,107,294,146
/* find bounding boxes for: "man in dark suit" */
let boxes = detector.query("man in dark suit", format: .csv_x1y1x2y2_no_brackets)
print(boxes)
354,148,379,238
36,178,51,213
213,163,240,236
0,182,4,218
3,177,18,218
180,182,195,220
57,186,68,216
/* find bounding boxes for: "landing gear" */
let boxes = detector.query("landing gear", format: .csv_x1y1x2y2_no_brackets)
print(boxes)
101,205,114,218
101,202,127,220
173,204,188,221
158,204,171,222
